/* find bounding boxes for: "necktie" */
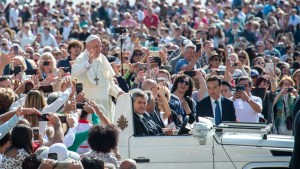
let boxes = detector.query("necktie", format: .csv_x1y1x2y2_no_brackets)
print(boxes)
214,100,222,126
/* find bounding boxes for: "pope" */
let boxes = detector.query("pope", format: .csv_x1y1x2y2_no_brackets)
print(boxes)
72,35,124,121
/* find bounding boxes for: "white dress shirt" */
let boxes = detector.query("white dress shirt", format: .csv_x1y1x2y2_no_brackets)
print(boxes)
210,96,222,119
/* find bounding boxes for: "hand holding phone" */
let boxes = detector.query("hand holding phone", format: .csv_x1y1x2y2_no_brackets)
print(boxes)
196,43,202,53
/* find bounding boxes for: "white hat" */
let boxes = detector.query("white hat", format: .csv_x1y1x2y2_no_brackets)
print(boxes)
85,35,100,44
40,143,80,162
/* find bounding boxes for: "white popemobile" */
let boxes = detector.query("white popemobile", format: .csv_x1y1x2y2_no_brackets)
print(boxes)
114,94,294,169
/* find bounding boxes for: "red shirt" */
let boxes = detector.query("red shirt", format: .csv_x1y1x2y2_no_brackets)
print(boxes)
143,14,160,29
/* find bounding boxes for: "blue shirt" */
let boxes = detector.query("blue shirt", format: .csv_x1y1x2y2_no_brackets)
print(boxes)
263,4,275,16
175,58,189,74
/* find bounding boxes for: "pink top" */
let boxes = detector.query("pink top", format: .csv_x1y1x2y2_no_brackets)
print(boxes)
120,19,138,27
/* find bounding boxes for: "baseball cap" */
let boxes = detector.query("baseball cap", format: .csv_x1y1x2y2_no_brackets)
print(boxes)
251,69,259,77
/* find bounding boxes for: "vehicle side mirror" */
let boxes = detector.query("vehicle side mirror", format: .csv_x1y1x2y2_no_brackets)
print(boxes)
193,122,208,145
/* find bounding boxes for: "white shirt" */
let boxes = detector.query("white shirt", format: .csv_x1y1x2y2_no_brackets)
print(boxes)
62,26,71,41
288,15,300,27
136,10,145,22
210,96,222,119
234,94,262,123
9,8,19,28
41,33,58,47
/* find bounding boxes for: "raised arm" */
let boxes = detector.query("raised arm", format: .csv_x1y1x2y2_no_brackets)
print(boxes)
44,113,64,147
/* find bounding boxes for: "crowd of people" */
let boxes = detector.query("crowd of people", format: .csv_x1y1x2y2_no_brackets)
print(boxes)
0,0,300,168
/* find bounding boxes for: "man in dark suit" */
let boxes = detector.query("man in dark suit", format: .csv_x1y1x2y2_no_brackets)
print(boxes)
290,110,300,169
196,75,236,125
132,91,164,136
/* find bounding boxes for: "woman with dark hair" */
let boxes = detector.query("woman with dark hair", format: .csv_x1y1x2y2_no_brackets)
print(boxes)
130,49,144,64
204,54,222,74
81,124,120,168
1,124,33,169
171,74,196,123
254,74,277,124
280,64,291,77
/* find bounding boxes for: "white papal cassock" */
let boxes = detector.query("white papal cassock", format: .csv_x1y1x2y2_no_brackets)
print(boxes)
72,50,122,122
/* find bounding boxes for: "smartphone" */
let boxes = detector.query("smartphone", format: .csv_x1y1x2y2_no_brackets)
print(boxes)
13,46,19,54
138,63,146,70
25,69,37,75
43,61,50,66
76,102,85,109
39,85,53,93
227,48,232,54
196,43,202,53
184,70,196,77
38,114,48,121
287,88,293,92
58,116,67,123
32,127,39,142
265,63,274,73
149,51,159,57
76,83,83,94
150,57,161,63
236,85,245,92
13,66,22,75
216,70,225,75
61,67,70,73
48,153,58,160
233,62,238,67
122,64,130,70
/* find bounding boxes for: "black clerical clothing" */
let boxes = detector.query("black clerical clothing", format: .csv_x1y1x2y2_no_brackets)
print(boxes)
134,113,164,136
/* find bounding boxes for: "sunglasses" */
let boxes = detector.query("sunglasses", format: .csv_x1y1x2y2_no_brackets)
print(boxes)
238,56,246,59
179,79,190,86
256,61,265,64
213,59,221,62
134,52,143,56
1,43,6,46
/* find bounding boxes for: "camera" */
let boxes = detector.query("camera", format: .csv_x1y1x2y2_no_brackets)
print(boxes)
43,61,50,66
114,27,127,34
287,88,293,92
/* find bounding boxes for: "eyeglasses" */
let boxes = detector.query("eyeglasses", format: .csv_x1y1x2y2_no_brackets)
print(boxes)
26,51,33,54
179,79,190,86
256,61,265,64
